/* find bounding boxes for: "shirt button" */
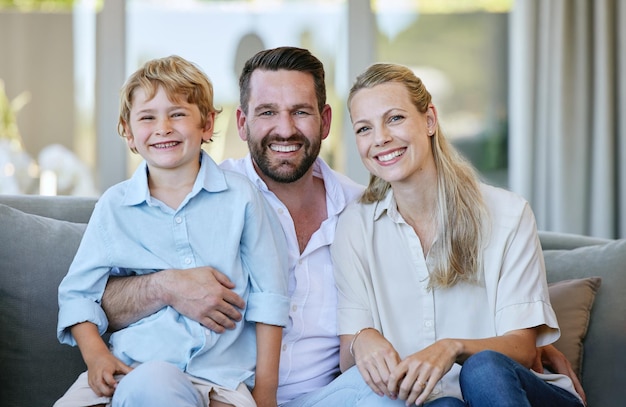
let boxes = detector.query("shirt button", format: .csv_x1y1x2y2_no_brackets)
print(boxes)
282,344,287,351
298,259,303,265
277,208,284,215
291,305,297,312
175,216,182,224
184,258,192,265
424,320,433,328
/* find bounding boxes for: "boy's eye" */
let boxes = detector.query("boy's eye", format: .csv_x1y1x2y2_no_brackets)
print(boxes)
172,112,186,117
355,126,370,135
139,115,154,121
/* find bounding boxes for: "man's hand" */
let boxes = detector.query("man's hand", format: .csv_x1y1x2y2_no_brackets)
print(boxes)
533,344,586,405
160,266,246,333
103,266,245,333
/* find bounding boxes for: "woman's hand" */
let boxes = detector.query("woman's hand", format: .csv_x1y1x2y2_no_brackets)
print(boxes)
351,329,402,398
387,339,460,406
533,344,587,405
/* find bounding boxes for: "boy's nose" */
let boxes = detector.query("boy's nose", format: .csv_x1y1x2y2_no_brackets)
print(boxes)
155,118,173,135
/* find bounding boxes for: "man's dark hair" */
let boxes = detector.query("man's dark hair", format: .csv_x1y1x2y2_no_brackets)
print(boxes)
239,46,326,114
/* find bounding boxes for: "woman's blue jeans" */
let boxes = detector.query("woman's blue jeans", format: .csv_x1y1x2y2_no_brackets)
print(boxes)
282,350,584,407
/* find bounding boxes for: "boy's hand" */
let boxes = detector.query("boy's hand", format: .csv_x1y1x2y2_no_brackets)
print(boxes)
85,349,132,397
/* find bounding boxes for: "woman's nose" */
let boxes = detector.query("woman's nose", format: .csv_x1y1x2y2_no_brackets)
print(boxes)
373,127,392,146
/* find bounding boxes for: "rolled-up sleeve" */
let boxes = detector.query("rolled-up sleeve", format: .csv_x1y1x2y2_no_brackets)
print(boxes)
57,208,111,346
242,190,290,327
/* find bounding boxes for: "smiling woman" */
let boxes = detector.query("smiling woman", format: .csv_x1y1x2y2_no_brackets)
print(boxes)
318,62,586,407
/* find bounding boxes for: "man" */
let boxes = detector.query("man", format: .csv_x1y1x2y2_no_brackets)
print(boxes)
102,46,585,406
102,46,363,406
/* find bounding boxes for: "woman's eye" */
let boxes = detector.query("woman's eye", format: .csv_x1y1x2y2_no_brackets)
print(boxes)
390,115,403,122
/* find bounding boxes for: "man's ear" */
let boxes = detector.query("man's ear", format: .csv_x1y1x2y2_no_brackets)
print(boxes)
235,106,248,141
320,104,332,141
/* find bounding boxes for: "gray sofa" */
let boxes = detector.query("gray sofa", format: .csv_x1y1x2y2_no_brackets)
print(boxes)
1,194,625,406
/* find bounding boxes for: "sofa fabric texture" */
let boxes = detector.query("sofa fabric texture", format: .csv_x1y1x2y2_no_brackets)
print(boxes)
0,196,624,407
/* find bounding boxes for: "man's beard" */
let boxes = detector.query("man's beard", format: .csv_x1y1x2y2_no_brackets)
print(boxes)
247,126,322,184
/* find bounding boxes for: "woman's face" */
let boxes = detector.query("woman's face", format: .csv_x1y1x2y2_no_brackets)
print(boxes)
349,82,437,186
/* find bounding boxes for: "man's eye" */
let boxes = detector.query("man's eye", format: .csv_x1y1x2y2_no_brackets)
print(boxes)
260,111,275,116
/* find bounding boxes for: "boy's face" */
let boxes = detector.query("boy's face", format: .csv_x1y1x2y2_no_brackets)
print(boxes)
125,85,213,173
235,69,331,183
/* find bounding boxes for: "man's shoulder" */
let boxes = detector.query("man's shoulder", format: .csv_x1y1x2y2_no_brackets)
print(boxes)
316,159,364,202
219,156,247,175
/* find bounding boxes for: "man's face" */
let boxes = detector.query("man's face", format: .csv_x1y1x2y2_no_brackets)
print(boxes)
236,69,331,183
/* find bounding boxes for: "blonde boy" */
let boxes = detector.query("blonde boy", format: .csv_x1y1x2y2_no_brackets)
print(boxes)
55,55,289,407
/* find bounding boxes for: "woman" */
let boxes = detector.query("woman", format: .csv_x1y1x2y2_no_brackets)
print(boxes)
329,63,585,407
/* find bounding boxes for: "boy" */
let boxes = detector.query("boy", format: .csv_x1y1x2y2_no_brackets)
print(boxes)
55,55,289,407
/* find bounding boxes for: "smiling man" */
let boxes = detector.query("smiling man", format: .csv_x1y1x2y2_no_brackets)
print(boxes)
101,47,364,406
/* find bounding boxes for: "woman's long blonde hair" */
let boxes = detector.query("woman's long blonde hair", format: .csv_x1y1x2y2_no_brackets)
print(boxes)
348,63,488,289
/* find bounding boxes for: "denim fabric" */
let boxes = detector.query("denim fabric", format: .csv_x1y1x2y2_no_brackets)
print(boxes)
460,351,583,407
282,352,584,407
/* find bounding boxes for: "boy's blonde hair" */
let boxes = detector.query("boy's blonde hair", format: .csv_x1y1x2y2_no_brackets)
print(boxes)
117,55,220,142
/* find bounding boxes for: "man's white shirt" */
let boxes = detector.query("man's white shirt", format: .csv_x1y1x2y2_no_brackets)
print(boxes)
220,154,363,404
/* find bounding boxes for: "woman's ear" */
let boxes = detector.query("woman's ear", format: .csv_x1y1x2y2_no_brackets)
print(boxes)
426,104,438,135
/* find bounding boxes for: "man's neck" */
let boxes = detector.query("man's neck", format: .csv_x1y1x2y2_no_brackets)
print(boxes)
258,166,328,253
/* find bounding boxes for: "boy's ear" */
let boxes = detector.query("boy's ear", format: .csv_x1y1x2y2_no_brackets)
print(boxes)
123,124,137,152
202,113,215,142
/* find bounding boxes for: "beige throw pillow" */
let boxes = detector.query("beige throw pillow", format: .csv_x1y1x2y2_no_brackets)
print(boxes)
548,277,602,377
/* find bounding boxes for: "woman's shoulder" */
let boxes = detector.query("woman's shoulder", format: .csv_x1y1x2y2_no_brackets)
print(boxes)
480,183,528,209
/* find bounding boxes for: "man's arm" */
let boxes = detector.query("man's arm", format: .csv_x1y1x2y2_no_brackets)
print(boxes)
102,266,246,332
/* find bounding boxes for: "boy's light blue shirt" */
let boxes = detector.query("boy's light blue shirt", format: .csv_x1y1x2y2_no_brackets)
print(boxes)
57,150,290,389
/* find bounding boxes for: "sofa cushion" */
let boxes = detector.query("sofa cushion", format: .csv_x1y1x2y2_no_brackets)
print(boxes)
0,204,87,407
543,239,626,407
548,277,601,377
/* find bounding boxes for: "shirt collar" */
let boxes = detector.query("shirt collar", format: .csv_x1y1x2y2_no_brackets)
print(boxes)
373,189,402,223
122,150,227,207
239,153,356,217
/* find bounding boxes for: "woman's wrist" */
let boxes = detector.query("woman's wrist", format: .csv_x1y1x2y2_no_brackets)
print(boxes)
349,327,378,358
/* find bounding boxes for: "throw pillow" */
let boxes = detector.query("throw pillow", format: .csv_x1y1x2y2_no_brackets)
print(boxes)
548,277,601,377
543,239,626,407
0,204,88,407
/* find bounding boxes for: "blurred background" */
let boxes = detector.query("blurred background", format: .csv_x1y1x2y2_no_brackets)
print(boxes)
1,0,625,238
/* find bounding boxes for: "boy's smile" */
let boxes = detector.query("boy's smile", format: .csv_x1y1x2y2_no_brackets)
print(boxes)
125,86,213,174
